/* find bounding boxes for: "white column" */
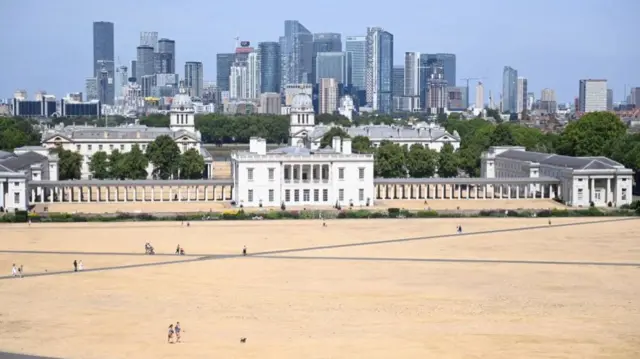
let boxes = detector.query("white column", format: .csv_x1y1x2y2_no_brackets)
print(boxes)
590,177,595,204
169,187,172,201
516,185,520,199
474,185,479,199
50,187,54,203
204,186,208,201
606,178,611,204
124,187,128,202
541,184,545,199
151,187,155,202
465,185,470,199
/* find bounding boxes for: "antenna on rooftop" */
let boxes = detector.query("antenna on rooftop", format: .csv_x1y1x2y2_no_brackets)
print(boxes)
234,35,240,48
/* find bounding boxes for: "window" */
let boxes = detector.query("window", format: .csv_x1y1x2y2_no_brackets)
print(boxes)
285,189,291,202
358,167,365,180
14,182,19,186
622,188,627,200
268,168,275,180
294,189,300,202
98,145,103,151
109,144,114,150
120,144,125,150
14,192,20,203
323,189,328,202
359,189,364,201
247,168,254,181
248,189,253,202
594,191,601,201
76,145,81,151
314,189,319,202
269,189,274,202
339,189,344,201
577,189,583,201
88,145,92,151
338,168,345,180
303,189,310,201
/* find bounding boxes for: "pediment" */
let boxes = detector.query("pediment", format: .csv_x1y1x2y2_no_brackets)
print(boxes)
291,129,308,137
435,134,456,142
43,134,72,143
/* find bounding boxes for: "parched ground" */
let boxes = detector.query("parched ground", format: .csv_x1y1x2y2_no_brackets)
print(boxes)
0,218,639,359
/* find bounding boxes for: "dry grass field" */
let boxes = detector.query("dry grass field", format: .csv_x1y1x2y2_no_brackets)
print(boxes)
0,218,639,359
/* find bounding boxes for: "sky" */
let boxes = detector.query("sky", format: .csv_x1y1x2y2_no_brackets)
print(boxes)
1,0,639,104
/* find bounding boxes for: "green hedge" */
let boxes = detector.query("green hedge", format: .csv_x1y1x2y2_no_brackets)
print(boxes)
0,206,637,223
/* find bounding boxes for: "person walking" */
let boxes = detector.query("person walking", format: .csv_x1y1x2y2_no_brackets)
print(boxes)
73,260,78,272
18,265,23,278
175,322,182,343
78,260,84,271
242,245,247,256
11,264,17,277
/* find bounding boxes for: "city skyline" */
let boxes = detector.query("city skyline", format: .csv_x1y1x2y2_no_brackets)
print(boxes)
2,0,638,104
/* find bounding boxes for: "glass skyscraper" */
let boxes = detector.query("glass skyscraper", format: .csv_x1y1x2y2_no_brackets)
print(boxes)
282,20,313,85
185,61,204,97
157,38,176,74
315,52,350,85
365,27,393,114
259,42,281,93
92,21,115,105
311,33,342,84
216,53,235,92
502,66,518,113
345,36,366,92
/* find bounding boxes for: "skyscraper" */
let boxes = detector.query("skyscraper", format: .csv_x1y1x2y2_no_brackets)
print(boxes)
345,36,366,92
319,78,339,114
315,52,349,84
403,52,420,97
131,60,137,81
607,89,613,110
426,61,447,114
136,46,155,83
184,62,204,97
216,53,235,92
392,66,404,98
475,82,484,109
365,27,393,113
247,52,261,99
140,31,158,50
92,21,115,105
311,33,342,84
282,20,313,85
229,63,248,99
502,66,518,113
578,79,607,112
516,77,528,113
258,42,281,94
157,38,176,74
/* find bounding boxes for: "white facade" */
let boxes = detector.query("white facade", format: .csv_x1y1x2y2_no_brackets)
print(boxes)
0,148,59,211
231,137,375,208
319,78,338,114
475,81,484,109
229,63,248,100
289,93,316,147
247,52,261,100
579,79,607,113
338,95,355,121
516,77,527,113
481,146,633,207
40,87,213,180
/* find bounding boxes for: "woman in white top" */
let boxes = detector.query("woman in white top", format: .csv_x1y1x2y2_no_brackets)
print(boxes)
78,260,84,271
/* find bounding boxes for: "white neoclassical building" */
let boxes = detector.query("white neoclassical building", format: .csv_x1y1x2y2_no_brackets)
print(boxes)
230,93,375,208
40,87,213,179
0,147,59,211
481,146,633,207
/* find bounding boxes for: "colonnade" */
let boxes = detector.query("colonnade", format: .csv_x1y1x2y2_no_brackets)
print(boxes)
29,184,234,204
375,182,561,200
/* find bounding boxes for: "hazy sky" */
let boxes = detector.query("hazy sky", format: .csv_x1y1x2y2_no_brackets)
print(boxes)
2,0,638,103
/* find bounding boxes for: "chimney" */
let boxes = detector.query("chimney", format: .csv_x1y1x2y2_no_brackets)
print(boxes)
250,137,266,155
136,131,140,139
342,138,352,154
417,127,423,136
249,137,259,153
332,136,341,152
258,138,267,155
103,131,108,139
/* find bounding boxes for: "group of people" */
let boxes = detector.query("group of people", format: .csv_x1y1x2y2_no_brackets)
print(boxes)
73,260,84,272
167,322,182,343
145,242,155,255
175,245,185,255
11,264,23,278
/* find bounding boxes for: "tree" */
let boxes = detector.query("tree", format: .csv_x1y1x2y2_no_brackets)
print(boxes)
123,145,149,179
437,143,458,178
88,151,109,179
406,144,438,178
0,117,40,151
316,114,351,126
489,123,516,146
139,114,170,128
53,148,82,180
146,135,181,179
108,150,127,180
557,112,626,157
374,141,406,178
179,148,206,179
320,128,350,148
352,136,372,153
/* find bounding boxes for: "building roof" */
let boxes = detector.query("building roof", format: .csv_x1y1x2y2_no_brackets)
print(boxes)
266,146,340,156
291,93,313,112
309,124,460,142
32,179,234,187
496,150,625,170
0,150,14,160
0,151,47,171
42,126,200,142
375,177,561,184
171,87,194,111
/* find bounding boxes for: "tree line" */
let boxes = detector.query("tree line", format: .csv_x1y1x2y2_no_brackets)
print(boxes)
54,135,206,180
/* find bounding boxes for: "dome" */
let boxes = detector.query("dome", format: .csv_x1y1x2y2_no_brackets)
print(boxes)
171,87,194,111
291,93,313,112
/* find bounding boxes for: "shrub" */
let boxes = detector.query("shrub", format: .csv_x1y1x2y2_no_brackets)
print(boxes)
14,210,29,223
387,208,400,217
368,211,388,218
264,211,282,220
416,210,438,218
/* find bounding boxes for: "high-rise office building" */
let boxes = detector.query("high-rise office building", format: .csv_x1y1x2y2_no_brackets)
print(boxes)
365,27,394,113
404,52,420,97
229,62,248,99
115,65,128,98
259,93,281,114
447,86,467,110
426,61,447,114
282,20,313,85
258,42,281,94
131,60,137,81
315,52,349,84
85,78,98,101
578,79,607,112
92,21,115,105
216,53,235,92
247,52,261,99
607,89,613,111
475,81,484,109
156,38,176,74
136,45,155,83
311,33,342,85
184,62,204,97
140,31,158,50
345,36,366,92
418,53,456,96
392,66,404,98
630,87,640,107
319,78,339,114
516,77,528,113
502,66,518,113
540,88,557,113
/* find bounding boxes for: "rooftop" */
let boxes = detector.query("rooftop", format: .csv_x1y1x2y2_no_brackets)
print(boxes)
309,125,459,142
0,151,48,172
496,150,626,170
42,126,200,141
